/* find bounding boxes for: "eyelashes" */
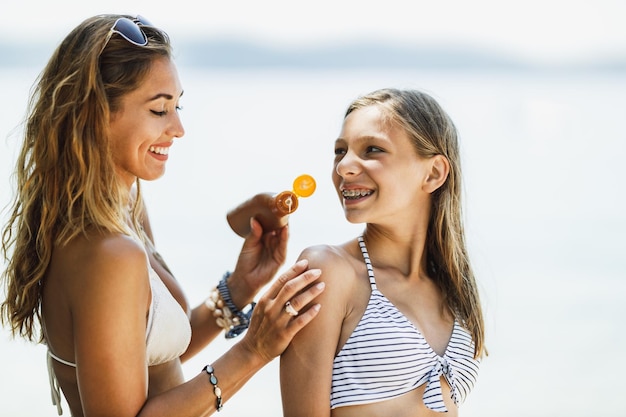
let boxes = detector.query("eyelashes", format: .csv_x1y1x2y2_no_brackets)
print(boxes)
150,106,183,117
334,146,384,157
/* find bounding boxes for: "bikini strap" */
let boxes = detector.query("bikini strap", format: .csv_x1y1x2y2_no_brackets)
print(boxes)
46,350,66,415
47,349,76,368
357,236,377,290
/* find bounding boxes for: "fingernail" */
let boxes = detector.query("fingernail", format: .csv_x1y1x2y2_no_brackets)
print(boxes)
309,269,321,277
316,282,325,290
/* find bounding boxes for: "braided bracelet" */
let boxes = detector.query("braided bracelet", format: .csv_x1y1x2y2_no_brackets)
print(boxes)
204,272,256,339
203,364,223,412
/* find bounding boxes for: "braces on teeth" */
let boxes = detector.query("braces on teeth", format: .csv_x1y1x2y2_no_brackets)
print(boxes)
342,189,371,198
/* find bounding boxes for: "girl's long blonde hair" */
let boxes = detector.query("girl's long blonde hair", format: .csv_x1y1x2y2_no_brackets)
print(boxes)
346,88,486,358
1,15,172,342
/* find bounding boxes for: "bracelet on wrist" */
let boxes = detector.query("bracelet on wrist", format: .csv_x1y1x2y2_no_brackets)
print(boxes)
203,364,223,412
204,271,256,339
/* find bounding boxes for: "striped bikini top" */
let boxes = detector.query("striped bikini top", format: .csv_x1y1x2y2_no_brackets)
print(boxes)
330,236,480,412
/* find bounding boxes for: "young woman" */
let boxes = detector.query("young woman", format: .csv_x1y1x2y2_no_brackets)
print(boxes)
0,14,324,417
280,88,486,416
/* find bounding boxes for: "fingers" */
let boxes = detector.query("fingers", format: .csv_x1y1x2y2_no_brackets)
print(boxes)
284,297,322,332
280,279,324,316
277,224,289,251
270,263,324,325
249,217,289,240
263,259,311,300
241,218,263,247
283,301,299,316
242,218,289,261
262,224,289,265
241,260,324,360
259,258,324,320
249,217,263,237
277,277,324,342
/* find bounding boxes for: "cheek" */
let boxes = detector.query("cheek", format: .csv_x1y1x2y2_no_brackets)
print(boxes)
109,118,133,155
331,168,341,189
109,133,144,171
108,135,125,163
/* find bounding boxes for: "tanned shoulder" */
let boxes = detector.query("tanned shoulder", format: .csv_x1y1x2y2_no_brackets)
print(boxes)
59,233,150,309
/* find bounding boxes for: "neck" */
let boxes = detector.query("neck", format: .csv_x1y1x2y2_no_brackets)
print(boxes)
362,226,430,279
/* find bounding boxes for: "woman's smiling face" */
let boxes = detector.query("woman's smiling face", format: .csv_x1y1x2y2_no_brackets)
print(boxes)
108,56,185,188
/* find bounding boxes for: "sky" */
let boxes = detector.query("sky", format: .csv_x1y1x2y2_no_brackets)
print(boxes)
1,0,626,65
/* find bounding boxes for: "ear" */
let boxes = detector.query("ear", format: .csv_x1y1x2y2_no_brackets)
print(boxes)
423,155,450,194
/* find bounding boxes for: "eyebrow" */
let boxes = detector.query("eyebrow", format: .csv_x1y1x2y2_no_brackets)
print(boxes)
336,134,388,143
148,90,185,101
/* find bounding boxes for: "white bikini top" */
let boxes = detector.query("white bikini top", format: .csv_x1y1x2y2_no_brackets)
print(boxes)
46,237,192,414
145,266,192,365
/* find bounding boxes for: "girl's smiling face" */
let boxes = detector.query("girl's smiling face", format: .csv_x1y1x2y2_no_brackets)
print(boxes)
332,104,433,227
108,56,185,188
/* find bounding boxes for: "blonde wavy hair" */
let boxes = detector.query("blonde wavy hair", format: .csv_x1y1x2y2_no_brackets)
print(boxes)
1,14,172,342
346,88,486,358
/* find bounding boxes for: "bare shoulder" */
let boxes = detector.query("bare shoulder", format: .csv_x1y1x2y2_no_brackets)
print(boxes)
298,239,363,294
50,232,150,302
300,242,355,271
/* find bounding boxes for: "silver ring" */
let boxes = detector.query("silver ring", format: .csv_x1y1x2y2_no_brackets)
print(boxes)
284,301,298,316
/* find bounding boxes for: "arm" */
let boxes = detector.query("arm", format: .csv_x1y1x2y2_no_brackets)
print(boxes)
139,197,290,360
139,260,325,417
183,217,290,360
72,237,323,417
141,193,288,309
69,235,153,417
280,246,350,417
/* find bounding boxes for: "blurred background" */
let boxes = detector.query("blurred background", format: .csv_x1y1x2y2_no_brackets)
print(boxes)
1,1,625,416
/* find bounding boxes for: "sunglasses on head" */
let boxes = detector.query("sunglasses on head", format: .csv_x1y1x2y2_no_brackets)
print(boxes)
100,15,154,54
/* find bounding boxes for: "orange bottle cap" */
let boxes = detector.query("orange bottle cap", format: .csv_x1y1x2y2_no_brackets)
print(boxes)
293,174,316,198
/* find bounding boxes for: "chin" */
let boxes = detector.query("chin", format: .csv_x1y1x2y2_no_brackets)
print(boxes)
343,211,366,225
141,171,166,182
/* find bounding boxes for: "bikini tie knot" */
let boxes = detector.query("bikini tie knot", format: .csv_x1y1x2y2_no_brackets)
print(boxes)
423,356,459,413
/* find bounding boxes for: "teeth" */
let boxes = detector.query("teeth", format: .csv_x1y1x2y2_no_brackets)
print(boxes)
149,146,169,155
342,189,372,199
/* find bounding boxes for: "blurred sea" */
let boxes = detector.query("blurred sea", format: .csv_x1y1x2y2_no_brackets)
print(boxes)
1,64,625,416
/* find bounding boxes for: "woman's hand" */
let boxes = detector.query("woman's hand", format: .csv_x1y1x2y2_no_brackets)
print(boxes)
227,218,289,307
239,259,324,362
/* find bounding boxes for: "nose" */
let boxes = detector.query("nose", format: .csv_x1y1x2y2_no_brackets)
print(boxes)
335,150,360,178
168,112,185,138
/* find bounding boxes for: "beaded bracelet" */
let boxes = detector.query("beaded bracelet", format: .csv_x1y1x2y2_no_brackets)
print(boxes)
205,287,236,332
204,272,256,339
203,364,223,412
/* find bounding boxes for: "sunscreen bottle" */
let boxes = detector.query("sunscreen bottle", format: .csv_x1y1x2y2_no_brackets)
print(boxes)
227,174,316,237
